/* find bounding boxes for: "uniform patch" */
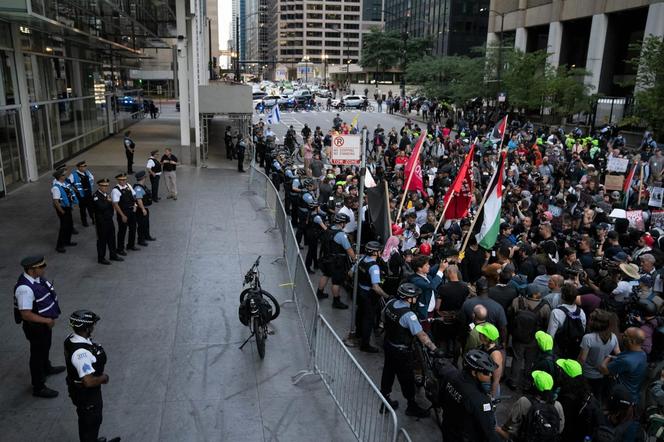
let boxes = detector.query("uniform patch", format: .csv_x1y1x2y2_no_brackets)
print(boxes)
409,314,417,321
483,403,492,412
93,197,98,201
82,363,93,373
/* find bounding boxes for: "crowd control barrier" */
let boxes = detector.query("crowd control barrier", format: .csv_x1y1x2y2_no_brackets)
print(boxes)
247,164,414,442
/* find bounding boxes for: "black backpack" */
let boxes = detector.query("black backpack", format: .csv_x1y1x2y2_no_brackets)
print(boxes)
554,305,585,359
511,297,545,344
520,397,561,442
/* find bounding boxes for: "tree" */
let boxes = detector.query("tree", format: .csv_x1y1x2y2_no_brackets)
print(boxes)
500,49,550,112
545,66,593,117
360,28,404,83
405,56,484,106
627,35,664,137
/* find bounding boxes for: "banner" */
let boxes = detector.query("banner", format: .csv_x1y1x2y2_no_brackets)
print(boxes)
651,211,664,229
649,187,664,208
604,175,624,191
626,210,645,231
607,157,629,173
403,131,427,192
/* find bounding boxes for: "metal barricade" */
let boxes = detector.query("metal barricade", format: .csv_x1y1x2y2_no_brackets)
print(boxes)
397,428,413,442
293,254,319,352
312,315,398,442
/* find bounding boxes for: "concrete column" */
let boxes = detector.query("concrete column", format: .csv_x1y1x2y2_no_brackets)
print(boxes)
486,32,498,49
10,24,38,181
546,21,563,67
584,13,608,94
515,28,527,52
176,0,190,148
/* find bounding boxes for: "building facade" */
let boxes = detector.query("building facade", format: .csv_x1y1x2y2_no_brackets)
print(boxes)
487,0,664,96
384,0,489,56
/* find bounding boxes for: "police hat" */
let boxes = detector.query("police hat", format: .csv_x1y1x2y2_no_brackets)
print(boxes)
52,169,66,179
69,309,100,330
135,170,146,180
150,149,159,155
20,255,45,269
115,173,127,179
97,178,110,185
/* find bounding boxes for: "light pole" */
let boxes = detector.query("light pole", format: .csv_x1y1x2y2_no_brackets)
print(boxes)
322,53,328,87
481,8,505,86
302,55,310,85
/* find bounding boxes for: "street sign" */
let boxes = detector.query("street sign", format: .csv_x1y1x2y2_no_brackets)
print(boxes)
497,92,506,102
330,135,361,165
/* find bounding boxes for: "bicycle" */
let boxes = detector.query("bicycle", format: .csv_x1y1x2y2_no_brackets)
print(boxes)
238,256,280,359
413,317,448,429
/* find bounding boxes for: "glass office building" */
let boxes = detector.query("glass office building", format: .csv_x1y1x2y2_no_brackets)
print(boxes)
0,0,175,196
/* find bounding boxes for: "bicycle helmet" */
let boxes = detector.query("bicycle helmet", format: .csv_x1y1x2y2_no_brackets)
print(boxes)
365,241,382,253
334,212,350,224
302,178,315,188
397,282,421,299
463,349,498,374
638,299,658,316
69,309,100,330
296,168,307,176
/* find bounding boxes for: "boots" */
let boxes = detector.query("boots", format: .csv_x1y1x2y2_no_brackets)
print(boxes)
379,396,399,414
405,401,430,418
316,289,329,300
332,297,349,309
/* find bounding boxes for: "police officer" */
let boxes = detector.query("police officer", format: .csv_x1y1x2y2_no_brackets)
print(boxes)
123,131,135,174
224,126,234,159
436,349,501,442
93,179,124,265
52,168,79,253
380,282,442,417
133,171,154,246
316,212,353,309
111,173,138,255
146,149,161,202
289,168,305,224
270,154,285,190
305,199,327,273
14,255,64,398
69,161,95,227
64,310,120,442
236,133,247,172
296,178,316,245
355,241,389,353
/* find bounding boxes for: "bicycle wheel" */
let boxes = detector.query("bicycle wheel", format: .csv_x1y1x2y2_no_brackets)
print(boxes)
253,315,266,359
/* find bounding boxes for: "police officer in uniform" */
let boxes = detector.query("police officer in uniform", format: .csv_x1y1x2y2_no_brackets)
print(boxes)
436,349,501,442
111,173,138,255
316,212,353,309
64,310,120,442
69,161,95,227
236,133,246,172
355,241,389,353
93,179,124,265
146,149,161,202
133,171,155,246
380,283,443,417
123,131,135,174
52,168,79,253
296,178,316,246
305,199,327,273
283,165,297,217
14,256,64,398
288,168,305,223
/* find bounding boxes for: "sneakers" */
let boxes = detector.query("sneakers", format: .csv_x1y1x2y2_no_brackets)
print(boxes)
332,297,349,309
379,397,399,414
316,290,329,300
405,401,430,418
33,386,58,398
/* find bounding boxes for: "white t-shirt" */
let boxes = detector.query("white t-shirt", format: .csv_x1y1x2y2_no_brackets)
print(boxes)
68,333,97,378
339,206,356,233
111,184,135,203
51,185,61,200
14,273,40,309
147,158,161,175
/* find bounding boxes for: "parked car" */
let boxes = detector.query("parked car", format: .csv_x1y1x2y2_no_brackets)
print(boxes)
292,89,313,105
262,95,282,107
278,95,296,108
315,89,332,98
342,95,367,108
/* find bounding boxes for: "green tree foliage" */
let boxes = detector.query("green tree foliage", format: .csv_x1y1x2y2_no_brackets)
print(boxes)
405,56,484,106
360,28,403,77
627,35,664,136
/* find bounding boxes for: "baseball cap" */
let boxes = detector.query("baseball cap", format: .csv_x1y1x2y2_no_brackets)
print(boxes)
556,359,582,378
531,370,554,392
535,331,554,352
475,323,500,342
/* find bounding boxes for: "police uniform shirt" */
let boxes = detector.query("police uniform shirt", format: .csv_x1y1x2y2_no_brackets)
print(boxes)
301,192,315,208
312,211,325,227
69,171,95,195
291,177,301,192
357,256,381,291
146,158,161,175
51,183,64,200
124,137,133,150
272,160,282,172
15,273,45,310
392,299,423,335
68,333,97,378
332,228,352,250
111,183,136,203
134,184,146,200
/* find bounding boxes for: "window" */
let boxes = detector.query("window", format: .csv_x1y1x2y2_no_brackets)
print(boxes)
307,13,323,19
344,15,360,20
343,23,359,29
326,4,342,10
306,4,323,10
307,31,323,37
326,14,342,20
344,5,360,11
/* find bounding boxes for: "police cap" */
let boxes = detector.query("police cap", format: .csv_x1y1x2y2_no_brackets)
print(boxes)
69,309,100,330
97,178,110,185
115,173,127,179
135,170,146,180
52,169,66,179
20,255,46,269
365,241,382,253
76,161,87,167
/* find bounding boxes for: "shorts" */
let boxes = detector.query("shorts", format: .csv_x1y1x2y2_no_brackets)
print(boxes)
321,257,347,285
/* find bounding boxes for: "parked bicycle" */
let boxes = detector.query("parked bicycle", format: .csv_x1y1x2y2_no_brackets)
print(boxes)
238,256,280,359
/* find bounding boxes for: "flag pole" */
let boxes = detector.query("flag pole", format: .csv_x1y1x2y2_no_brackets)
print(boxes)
433,138,478,234
459,118,508,260
385,180,392,228
637,161,644,206
395,131,427,222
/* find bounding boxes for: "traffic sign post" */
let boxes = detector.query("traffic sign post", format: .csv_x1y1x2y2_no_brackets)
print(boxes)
330,135,361,165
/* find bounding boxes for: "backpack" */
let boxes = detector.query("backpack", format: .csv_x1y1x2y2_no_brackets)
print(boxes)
520,397,561,442
554,305,585,359
511,296,545,344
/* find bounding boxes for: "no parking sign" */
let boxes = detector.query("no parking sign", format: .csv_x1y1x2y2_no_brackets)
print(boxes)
330,135,361,165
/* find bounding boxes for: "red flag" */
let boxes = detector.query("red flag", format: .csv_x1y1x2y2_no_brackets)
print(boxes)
403,130,427,192
442,143,475,219
490,116,507,143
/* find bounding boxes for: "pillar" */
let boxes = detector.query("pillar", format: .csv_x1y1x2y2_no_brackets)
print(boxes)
515,28,527,52
584,14,608,94
546,21,563,67
176,0,191,148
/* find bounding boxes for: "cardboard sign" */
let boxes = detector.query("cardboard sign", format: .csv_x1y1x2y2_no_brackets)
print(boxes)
604,175,625,191
330,135,361,165
649,187,664,208
626,210,645,231
607,157,629,173
651,211,664,229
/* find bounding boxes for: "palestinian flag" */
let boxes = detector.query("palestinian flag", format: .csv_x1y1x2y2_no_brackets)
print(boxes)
475,150,506,250
490,115,508,144
623,162,638,209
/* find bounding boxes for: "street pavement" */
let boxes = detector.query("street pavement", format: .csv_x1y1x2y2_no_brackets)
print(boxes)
0,107,354,441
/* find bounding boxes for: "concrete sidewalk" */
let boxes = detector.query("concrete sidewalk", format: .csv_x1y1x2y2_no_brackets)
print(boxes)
0,111,352,441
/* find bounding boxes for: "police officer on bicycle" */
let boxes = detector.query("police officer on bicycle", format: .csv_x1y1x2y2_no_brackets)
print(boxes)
380,282,443,417
436,349,501,442
355,241,389,353
64,310,120,442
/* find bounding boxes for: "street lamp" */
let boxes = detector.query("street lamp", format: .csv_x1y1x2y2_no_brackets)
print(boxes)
481,7,506,86
302,55,310,85
322,53,329,87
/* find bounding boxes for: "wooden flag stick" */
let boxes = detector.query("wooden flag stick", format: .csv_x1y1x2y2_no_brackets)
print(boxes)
385,180,392,228
638,161,644,206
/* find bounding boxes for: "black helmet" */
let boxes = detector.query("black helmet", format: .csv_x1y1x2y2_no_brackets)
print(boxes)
296,168,307,176
334,212,350,224
397,282,421,299
463,349,498,374
365,241,382,253
69,309,100,330
638,300,658,316
302,178,315,188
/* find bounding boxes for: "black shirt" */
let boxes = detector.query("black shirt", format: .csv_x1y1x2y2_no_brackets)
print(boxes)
161,154,178,172
460,247,485,283
488,284,518,311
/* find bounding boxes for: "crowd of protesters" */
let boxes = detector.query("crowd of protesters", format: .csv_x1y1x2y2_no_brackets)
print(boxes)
254,109,664,441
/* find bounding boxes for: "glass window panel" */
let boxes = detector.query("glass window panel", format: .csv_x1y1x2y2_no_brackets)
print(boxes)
0,50,17,105
30,105,50,174
0,109,24,191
